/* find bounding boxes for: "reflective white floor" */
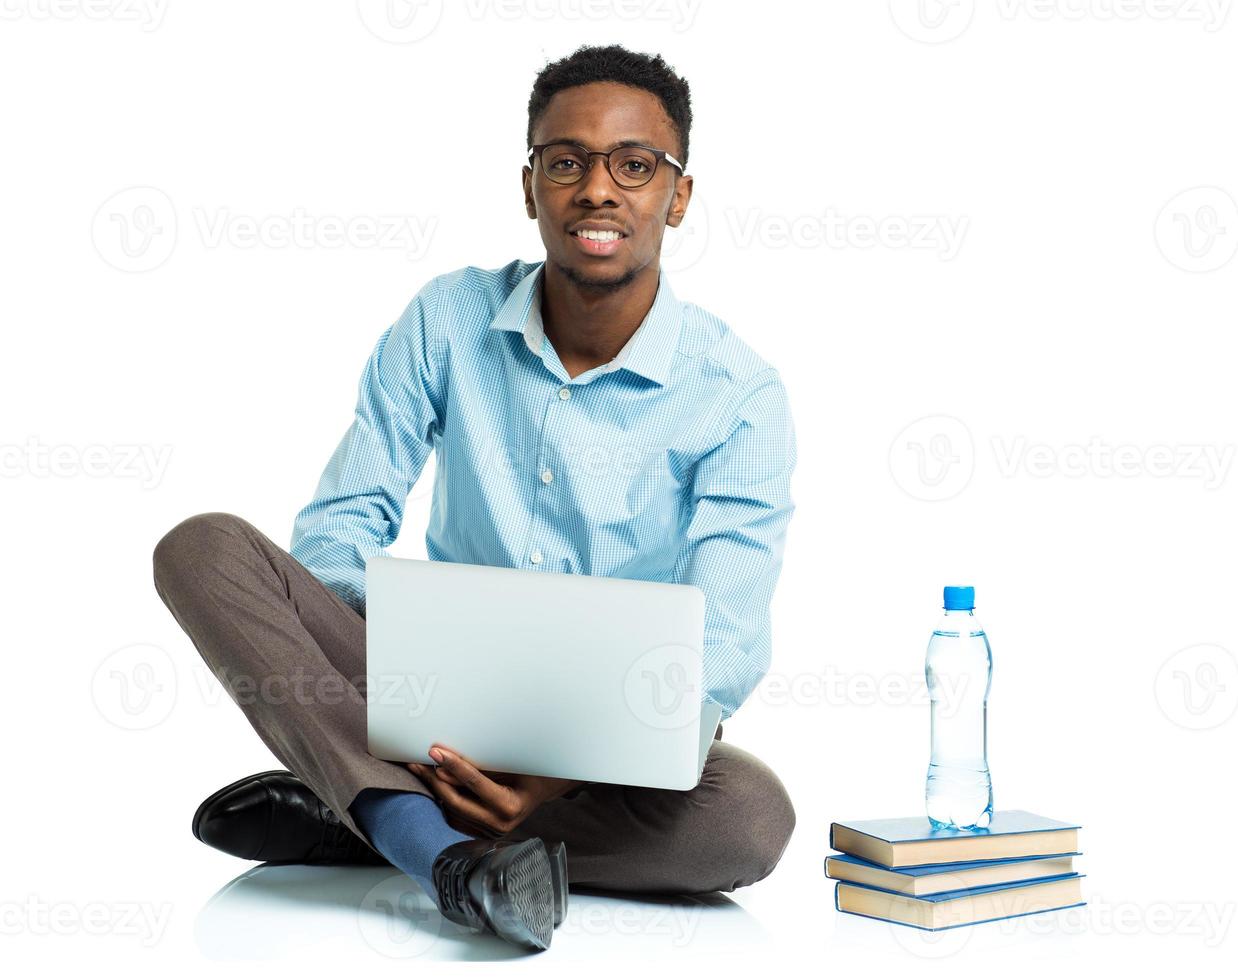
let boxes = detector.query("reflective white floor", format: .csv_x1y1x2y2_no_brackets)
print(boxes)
195,864,771,962
9,692,1232,974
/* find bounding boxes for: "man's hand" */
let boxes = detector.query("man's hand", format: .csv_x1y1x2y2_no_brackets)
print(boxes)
408,745,586,838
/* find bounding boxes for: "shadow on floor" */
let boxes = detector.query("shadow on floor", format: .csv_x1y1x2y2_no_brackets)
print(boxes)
196,863,769,961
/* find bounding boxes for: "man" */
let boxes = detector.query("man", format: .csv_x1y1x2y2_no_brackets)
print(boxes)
152,43,797,953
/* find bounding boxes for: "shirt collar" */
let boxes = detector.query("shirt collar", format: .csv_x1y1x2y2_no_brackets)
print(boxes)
489,260,682,386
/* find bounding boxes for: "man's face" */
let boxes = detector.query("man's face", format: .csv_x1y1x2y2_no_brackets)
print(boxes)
523,81,693,292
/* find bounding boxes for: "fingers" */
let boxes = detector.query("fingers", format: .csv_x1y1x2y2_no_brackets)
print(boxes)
429,746,500,806
405,751,462,788
426,764,462,787
410,761,503,831
406,745,521,835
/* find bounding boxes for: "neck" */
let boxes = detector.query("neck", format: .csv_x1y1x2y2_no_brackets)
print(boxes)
539,259,660,379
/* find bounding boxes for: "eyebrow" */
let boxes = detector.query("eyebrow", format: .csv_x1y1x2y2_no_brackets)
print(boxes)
537,137,659,150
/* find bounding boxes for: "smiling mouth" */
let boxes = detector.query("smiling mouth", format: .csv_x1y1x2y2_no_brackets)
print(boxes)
570,229,627,255
571,229,626,242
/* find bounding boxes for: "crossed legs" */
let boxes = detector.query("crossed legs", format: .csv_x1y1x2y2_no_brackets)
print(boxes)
151,512,796,893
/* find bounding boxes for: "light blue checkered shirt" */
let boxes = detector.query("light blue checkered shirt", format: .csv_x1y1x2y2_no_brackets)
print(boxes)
290,259,796,721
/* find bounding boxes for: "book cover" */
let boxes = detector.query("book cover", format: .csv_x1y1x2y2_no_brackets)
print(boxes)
829,810,1081,868
834,874,1087,930
824,851,1080,896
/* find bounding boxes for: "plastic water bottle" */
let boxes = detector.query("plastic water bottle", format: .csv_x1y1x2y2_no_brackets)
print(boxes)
925,585,993,830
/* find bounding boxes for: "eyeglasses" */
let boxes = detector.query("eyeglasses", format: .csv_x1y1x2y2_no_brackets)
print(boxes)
527,142,684,189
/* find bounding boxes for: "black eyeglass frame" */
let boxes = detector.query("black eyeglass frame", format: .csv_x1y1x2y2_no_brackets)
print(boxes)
527,142,685,188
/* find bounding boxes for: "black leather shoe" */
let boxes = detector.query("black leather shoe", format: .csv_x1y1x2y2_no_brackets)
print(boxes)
432,837,556,951
192,770,387,865
194,771,571,926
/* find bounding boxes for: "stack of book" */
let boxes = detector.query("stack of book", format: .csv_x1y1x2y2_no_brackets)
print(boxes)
825,810,1085,931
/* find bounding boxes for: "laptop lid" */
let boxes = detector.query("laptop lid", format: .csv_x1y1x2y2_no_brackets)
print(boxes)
365,556,712,790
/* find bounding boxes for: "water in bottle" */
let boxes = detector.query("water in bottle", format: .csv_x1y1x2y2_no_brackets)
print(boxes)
925,585,993,830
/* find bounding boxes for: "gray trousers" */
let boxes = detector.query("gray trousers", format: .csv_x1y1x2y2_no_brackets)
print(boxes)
151,512,796,894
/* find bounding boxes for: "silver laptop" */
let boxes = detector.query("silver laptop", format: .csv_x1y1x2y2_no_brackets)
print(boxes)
365,556,722,791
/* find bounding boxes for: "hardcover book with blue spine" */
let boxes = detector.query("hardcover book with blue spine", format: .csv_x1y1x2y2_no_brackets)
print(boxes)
834,873,1086,930
824,851,1080,896
829,810,1080,868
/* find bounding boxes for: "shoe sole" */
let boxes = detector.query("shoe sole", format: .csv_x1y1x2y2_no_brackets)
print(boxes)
548,841,568,927
480,838,555,951
491,838,567,927
191,769,288,844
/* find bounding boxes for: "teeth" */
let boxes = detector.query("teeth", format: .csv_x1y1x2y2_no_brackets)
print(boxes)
575,229,622,241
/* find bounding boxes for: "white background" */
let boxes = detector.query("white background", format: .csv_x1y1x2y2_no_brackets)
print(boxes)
2,0,1236,975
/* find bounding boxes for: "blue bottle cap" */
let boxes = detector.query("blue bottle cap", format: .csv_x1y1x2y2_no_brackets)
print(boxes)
943,586,975,611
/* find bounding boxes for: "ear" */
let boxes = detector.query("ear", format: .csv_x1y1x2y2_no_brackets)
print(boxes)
522,166,536,219
665,173,693,229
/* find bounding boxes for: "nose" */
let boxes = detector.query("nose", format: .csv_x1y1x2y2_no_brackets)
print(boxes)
573,154,622,208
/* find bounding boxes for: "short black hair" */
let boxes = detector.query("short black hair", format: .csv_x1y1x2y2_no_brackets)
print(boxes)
527,44,693,167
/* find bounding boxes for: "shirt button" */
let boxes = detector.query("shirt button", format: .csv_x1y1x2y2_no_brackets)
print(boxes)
540,468,554,484
530,548,543,564
558,387,571,400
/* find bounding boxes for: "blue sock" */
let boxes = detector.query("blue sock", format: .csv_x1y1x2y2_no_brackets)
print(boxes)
350,789,473,905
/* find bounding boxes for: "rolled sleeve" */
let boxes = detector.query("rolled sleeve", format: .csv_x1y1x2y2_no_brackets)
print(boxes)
673,369,797,722
289,280,445,616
